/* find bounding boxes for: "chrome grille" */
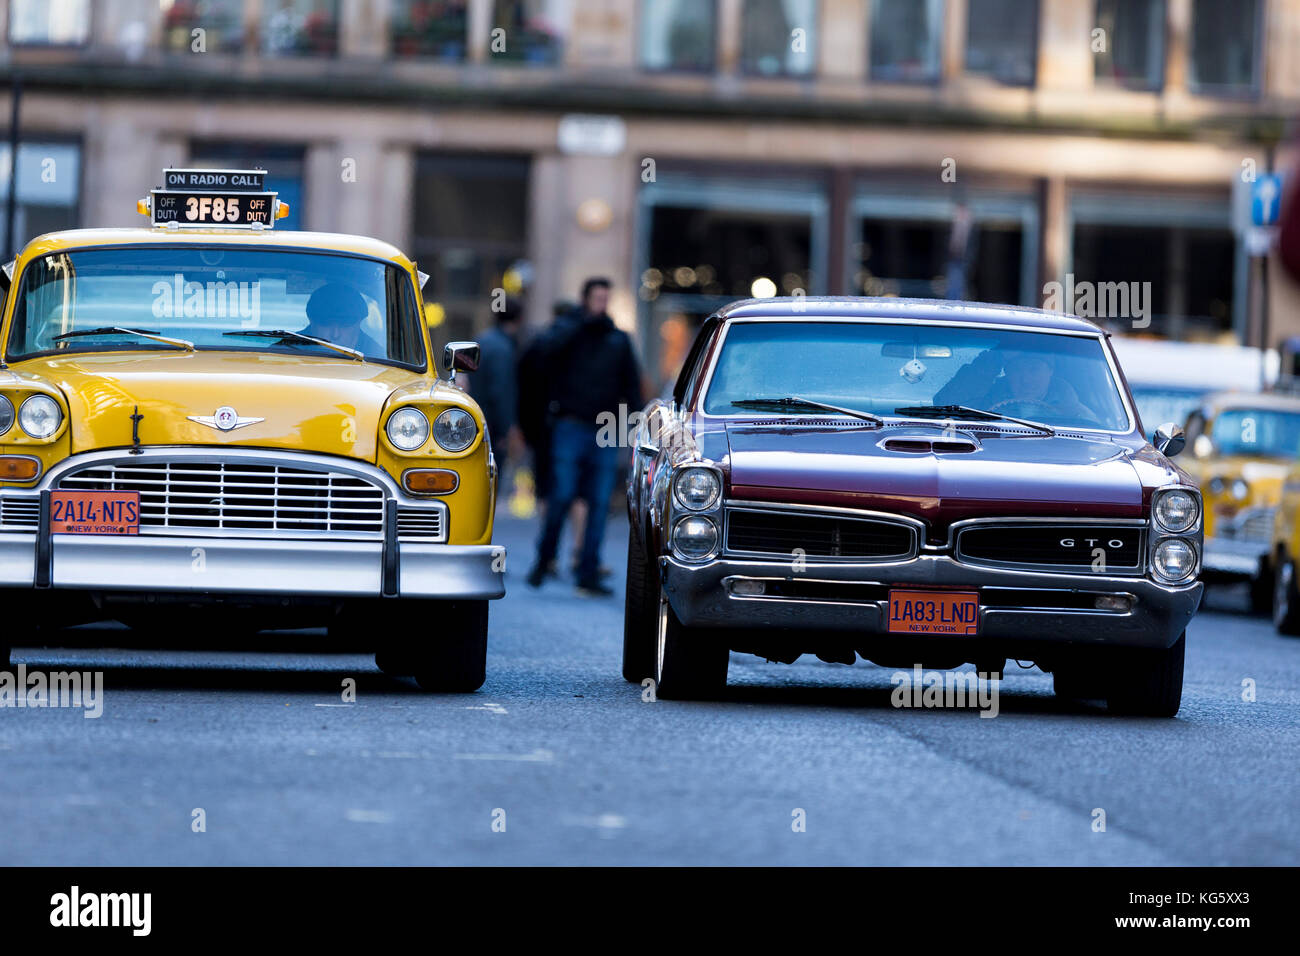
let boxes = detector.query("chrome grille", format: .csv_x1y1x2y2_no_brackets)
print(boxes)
0,496,40,531
724,507,916,560
956,523,1145,572
396,508,444,541
1219,507,1275,544
58,460,386,535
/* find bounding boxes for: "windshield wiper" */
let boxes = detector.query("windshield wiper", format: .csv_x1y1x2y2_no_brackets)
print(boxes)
892,404,1055,436
53,327,195,351
731,396,883,426
222,329,364,361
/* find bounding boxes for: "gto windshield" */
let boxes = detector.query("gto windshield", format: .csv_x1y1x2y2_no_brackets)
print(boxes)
703,320,1131,431
5,246,425,367
1210,408,1300,458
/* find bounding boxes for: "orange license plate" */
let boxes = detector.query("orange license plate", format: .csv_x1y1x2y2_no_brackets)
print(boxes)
49,490,141,535
887,590,979,635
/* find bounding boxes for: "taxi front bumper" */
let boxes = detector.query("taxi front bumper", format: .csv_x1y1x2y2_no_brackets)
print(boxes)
1200,536,1268,579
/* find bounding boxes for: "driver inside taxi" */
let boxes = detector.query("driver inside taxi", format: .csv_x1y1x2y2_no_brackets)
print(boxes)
300,281,383,355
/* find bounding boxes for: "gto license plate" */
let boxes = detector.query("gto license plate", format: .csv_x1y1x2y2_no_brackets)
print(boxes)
887,590,979,635
49,490,141,535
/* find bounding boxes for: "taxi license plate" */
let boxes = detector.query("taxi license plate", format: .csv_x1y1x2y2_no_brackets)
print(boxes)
887,590,979,635
49,490,141,535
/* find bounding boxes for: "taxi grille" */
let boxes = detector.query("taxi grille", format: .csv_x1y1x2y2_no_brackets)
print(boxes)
725,508,916,560
58,460,388,535
1217,507,1275,544
956,524,1144,572
0,496,40,531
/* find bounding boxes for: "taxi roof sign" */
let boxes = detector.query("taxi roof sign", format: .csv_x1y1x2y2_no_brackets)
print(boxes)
140,167,284,230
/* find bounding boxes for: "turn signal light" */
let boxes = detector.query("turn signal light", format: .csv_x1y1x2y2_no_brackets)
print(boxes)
403,469,458,494
0,456,39,480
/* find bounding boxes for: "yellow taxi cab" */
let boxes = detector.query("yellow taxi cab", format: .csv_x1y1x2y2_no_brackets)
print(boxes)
0,168,503,690
1180,390,1300,612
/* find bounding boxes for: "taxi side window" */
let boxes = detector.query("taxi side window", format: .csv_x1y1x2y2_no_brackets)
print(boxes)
1183,410,1206,443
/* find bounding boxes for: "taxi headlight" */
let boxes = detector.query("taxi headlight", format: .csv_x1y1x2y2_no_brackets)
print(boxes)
386,407,430,452
0,395,13,436
1208,476,1225,496
671,515,719,561
673,466,721,512
432,407,477,453
1152,538,1197,583
18,395,61,440
1154,490,1198,533
1231,479,1250,501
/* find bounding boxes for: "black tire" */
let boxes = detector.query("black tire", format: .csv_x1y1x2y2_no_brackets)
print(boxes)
374,648,414,678
655,595,729,700
622,524,658,683
407,600,489,692
1274,553,1300,635
1052,665,1106,702
0,645,10,670
1249,570,1273,616
1104,632,1185,717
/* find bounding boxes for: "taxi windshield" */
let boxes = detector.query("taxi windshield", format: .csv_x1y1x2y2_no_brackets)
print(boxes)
4,246,425,367
703,320,1131,431
1210,408,1300,458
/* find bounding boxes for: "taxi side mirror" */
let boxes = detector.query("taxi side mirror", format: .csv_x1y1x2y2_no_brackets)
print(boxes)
444,341,480,375
1154,423,1185,457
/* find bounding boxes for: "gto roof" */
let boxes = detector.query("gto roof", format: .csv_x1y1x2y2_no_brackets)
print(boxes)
15,227,411,264
715,296,1106,335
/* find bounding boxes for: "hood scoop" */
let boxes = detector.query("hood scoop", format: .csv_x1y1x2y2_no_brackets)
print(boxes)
879,435,980,455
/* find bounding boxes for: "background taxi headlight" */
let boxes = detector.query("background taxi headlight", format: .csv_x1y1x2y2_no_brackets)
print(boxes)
673,466,721,511
1231,479,1250,501
671,515,718,560
1152,539,1197,582
18,395,61,439
1208,476,1225,496
386,407,429,451
432,408,477,452
1154,490,1198,533
0,395,13,436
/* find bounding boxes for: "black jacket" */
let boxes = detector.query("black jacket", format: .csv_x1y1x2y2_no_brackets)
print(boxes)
526,309,643,429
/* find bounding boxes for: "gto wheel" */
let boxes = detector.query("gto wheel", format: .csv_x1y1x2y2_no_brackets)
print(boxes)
409,600,489,693
1104,632,1185,718
1273,555,1300,636
622,525,658,683
654,593,728,700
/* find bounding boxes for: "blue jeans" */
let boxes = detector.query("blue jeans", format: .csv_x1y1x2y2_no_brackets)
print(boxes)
535,417,619,585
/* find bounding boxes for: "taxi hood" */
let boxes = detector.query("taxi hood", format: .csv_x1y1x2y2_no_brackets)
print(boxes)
20,351,424,460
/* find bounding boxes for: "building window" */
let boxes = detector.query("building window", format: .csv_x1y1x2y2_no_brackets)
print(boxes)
640,0,716,72
965,0,1038,86
1189,0,1259,95
262,0,339,56
1093,0,1164,91
488,0,565,65
870,0,942,83
740,0,817,77
188,143,305,231
162,0,246,55
0,142,81,256
391,0,468,60
7,0,91,46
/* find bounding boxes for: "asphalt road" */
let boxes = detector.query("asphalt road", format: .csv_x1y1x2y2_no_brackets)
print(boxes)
2,514,1298,866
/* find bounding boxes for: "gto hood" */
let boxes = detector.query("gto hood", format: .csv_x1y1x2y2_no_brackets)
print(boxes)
725,422,1145,539
21,351,423,460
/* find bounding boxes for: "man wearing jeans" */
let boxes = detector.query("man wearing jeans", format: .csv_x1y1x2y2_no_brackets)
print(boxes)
526,278,643,597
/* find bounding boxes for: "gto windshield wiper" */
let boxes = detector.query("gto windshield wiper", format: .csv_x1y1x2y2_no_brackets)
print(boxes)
892,404,1055,436
222,328,364,361
53,327,195,351
731,396,883,426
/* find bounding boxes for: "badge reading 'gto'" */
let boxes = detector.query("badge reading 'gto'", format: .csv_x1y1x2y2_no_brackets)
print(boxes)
188,406,265,432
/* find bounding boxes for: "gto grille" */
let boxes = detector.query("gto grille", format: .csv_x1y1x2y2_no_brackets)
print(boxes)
725,509,915,559
957,524,1144,571
58,460,387,535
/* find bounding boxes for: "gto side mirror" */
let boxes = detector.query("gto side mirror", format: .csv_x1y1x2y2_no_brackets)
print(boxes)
444,341,480,376
1153,422,1185,457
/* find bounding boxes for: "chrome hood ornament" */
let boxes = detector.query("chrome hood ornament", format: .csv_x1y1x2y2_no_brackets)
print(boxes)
188,405,264,432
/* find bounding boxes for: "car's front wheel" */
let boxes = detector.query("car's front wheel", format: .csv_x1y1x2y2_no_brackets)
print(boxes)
622,524,658,683
654,594,728,700
371,600,488,692
1104,632,1185,717
1274,553,1300,635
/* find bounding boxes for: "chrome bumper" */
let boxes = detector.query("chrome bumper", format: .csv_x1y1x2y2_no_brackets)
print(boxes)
661,554,1201,650
1200,536,1268,578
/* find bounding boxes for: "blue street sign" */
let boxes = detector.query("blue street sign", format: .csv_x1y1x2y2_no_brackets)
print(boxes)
1252,173,1284,227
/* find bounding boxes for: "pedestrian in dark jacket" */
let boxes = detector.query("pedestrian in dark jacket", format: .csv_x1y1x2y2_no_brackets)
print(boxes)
526,278,643,596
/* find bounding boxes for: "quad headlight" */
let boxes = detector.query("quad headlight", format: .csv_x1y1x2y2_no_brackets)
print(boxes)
433,407,477,453
386,407,430,452
18,395,62,440
673,466,721,512
1152,538,1197,583
1153,489,1199,534
671,515,719,561
0,395,13,436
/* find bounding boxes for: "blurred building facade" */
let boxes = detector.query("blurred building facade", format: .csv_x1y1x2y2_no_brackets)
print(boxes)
2,0,1299,386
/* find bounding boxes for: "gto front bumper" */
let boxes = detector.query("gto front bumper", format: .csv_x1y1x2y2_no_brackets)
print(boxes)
661,554,1201,651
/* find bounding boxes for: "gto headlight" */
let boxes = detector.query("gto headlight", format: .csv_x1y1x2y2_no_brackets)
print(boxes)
433,407,477,453
1152,538,1197,583
1154,490,1198,533
1231,479,1250,501
18,395,61,439
386,407,430,452
0,395,13,436
673,466,721,511
671,515,718,561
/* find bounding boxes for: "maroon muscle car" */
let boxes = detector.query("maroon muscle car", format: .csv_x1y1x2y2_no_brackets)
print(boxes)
624,297,1202,715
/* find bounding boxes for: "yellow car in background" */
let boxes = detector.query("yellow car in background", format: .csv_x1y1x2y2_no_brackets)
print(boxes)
1181,391,1300,612
0,168,503,690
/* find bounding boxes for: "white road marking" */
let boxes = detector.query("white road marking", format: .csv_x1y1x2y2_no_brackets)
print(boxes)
465,702,507,714
345,809,393,824
454,748,554,762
